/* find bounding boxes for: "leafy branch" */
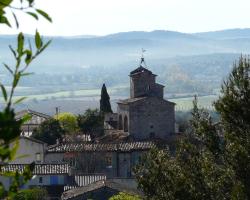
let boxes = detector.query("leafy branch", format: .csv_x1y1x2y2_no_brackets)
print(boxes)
0,0,52,199
0,0,52,28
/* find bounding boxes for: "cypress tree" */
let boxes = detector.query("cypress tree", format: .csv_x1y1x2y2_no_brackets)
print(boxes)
100,83,113,113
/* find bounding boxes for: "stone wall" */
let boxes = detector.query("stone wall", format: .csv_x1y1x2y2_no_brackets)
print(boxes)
10,138,46,164
45,151,145,179
129,97,175,140
130,72,156,98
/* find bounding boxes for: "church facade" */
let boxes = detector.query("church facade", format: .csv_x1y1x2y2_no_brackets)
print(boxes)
106,58,175,140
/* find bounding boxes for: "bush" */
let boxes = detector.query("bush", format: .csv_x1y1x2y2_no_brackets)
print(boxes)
14,188,48,200
109,192,141,200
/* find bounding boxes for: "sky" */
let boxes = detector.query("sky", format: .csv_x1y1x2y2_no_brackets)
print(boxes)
1,0,250,36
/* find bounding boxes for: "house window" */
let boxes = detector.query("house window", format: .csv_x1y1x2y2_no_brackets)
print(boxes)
105,156,112,168
118,115,123,130
36,153,41,162
39,177,43,184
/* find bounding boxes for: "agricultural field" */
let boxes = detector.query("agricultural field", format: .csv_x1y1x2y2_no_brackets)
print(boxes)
0,84,217,114
170,95,218,111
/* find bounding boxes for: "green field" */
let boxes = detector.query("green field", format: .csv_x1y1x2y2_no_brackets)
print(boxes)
171,95,218,111
1,85,218,112
7,85,127,101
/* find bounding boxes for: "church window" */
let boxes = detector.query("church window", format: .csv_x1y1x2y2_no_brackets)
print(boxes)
118,115,123,130
124,116,128,132
150,132,155,138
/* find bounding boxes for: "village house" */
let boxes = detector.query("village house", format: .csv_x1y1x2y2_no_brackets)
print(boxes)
0,58,176,199
9,136,47,164
15,109,51,137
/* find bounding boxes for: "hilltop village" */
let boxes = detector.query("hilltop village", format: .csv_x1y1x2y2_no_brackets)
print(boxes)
0,57,178,199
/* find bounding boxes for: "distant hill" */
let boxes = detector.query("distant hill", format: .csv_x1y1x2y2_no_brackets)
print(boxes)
0,28,248,98
1,28,250,74
193,28,250,39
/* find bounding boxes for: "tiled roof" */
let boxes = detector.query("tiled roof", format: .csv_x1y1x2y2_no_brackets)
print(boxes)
130,66,154,76
62,134,91,143
0,163,69,175
15,109,51,120
62,179,142,200
97,130,131,143
19,136,46,144
47,141,156,153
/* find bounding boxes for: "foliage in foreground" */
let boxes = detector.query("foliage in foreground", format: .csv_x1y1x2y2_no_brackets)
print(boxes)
135,56,250,199
0,0,51,198
13,188,48,200
109,192,141,200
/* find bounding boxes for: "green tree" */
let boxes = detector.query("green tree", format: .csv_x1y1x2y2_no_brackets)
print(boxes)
215,56,250,198
77,109,104,139
32,118,65,145
0,0,51,199
109,192,141,200
100,83,113,113
57,112,79,134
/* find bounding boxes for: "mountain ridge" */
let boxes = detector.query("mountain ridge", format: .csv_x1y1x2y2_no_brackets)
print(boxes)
1,28,250,39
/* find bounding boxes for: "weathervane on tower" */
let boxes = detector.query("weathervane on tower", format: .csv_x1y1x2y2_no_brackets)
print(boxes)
140,48,147,68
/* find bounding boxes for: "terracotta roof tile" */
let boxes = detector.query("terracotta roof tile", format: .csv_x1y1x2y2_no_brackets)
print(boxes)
47,141,156,153
0,163,69,175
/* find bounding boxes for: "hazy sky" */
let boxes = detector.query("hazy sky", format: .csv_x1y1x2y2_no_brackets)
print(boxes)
1,0,250,36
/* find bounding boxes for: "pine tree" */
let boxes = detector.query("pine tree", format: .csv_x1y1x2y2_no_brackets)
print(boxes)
214,56,250,198
134,97,238,200
100,83,113,113
135,56,250,200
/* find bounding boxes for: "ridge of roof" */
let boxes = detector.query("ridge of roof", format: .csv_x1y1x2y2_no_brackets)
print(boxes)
118,96,175,105
19,136,47,144
15,109,51,120
130,66,156,77
117,97,147,104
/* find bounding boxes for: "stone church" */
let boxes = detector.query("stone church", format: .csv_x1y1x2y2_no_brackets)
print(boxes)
105,57,175,140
